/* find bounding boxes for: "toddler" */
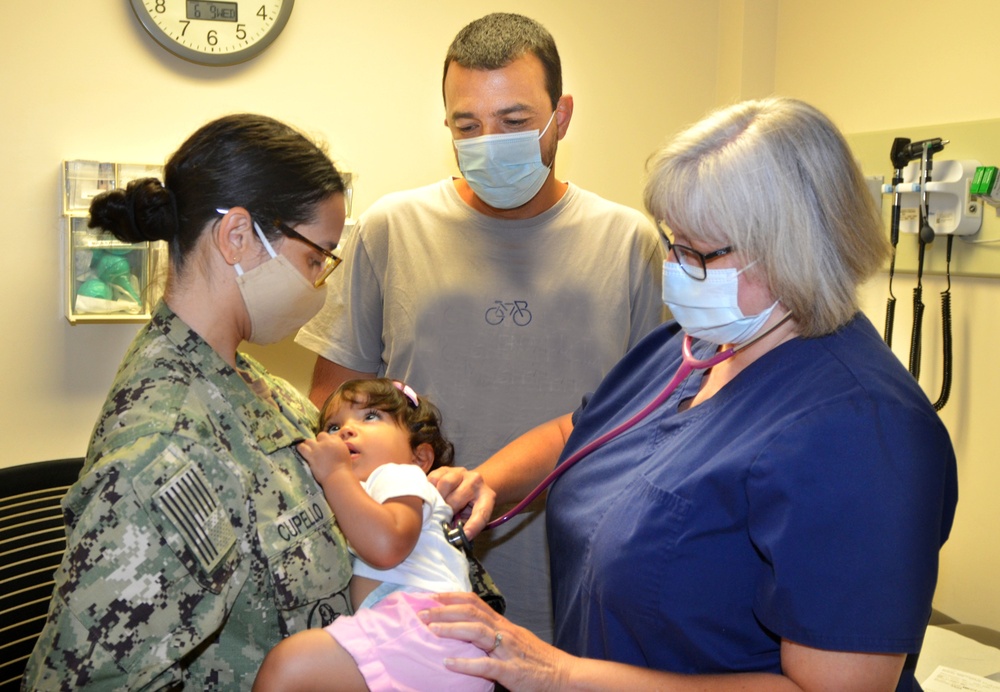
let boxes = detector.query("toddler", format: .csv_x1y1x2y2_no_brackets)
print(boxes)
252,379,492,692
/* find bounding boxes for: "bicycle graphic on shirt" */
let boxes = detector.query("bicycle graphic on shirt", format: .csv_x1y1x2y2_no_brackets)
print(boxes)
485,300,532,326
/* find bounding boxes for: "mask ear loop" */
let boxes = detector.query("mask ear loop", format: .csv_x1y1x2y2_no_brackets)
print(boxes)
251,221,278,259
217,208,277,275
537,110,557,140
735,260,781,326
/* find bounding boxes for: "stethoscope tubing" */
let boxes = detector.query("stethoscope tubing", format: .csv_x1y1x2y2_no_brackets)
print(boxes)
485,335,736,530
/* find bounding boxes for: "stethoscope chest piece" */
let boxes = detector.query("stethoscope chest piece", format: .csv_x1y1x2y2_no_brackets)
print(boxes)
443,520,473,555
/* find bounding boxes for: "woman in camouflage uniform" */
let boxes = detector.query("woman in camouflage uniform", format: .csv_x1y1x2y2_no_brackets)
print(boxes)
24,114,354,690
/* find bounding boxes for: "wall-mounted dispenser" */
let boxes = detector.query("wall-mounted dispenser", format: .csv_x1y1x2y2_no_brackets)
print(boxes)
882,158,982,237
62,160,168,324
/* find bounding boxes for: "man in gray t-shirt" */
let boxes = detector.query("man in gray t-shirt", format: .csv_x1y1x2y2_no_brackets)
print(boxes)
296,12,666,642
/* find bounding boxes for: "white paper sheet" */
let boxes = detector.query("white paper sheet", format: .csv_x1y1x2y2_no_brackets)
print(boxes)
917,626,1000,684
923,666,1000,691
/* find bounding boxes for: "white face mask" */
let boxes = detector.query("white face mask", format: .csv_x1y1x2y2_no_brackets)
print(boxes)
234,221,327,345
661,261,778,345
453,111,556,209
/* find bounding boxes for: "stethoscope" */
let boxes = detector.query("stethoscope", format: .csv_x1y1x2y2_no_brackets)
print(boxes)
445,313,793,550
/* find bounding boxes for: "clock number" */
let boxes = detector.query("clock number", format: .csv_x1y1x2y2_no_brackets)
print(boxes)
131,0,292,65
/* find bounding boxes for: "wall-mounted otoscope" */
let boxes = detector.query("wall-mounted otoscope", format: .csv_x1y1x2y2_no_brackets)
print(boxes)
909,138,946,380
917,139,947,243
881,136,959,411
884,137,915,347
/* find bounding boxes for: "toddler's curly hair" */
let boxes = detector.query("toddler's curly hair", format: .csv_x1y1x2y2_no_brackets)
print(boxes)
320,378,455,470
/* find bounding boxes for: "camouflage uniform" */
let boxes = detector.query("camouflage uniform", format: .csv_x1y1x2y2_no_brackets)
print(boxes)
23,303,352,691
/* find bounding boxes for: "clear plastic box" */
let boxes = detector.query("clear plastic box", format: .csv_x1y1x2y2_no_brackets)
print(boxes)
63,160,167,323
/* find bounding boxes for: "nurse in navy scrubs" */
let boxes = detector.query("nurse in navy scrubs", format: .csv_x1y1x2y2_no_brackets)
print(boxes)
424,96,958,692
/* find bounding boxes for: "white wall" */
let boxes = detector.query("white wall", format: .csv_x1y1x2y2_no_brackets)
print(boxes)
0,1,718,466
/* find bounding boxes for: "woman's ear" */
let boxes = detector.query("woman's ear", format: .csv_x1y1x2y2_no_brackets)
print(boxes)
214,207,255,266
412,443,436,473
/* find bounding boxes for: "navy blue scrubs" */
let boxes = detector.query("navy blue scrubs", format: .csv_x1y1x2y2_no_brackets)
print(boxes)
548,316,957,690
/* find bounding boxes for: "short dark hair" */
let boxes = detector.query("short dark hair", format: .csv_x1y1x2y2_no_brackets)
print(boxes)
443,13,562,109
321,379,455,471
88,113,345,272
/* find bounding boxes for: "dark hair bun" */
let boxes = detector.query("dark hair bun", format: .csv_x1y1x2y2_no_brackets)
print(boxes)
88,177,177,244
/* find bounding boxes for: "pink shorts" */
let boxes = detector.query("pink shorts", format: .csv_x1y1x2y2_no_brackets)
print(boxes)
324,591,494,692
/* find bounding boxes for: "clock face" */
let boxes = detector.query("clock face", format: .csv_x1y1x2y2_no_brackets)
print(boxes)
130,1,294,66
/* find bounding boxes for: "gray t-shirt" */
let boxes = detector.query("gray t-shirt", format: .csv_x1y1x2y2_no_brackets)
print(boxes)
297,179,666,640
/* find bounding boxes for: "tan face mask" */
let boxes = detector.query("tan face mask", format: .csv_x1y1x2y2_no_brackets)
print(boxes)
234,222,327,345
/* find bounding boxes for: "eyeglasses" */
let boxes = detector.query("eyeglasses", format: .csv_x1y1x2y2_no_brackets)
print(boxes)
272,220,342,287
658,222,734,281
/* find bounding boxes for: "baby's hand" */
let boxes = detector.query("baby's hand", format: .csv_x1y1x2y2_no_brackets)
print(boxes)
296,433,352,486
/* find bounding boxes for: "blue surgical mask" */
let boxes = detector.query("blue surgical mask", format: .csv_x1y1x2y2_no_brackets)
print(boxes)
454,111,556,210
661,261,778,345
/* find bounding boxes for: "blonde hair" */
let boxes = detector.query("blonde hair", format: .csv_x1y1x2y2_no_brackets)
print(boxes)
644,97,889,337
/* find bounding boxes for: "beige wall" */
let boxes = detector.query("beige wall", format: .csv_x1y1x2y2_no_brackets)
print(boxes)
774,0,1000,635
2,0,997,631
0,1,718,464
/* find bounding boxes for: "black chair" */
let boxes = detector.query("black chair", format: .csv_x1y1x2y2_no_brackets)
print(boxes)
0,458,83,692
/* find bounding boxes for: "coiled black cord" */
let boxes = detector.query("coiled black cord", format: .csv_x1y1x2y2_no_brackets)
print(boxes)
884,206,901,347
908,243,926,379
909,287,924,379
932,236,954,411
884,294,896,348
883,140,909,347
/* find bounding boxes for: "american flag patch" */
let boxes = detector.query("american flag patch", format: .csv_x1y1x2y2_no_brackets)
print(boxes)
155,464,236,574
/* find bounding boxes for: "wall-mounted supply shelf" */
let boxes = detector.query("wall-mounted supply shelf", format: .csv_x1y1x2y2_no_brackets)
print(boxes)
62,160,167,324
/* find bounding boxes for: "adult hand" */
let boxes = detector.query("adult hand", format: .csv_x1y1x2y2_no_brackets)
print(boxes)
296,433,352,486
420,592,571,691
428,467,496,539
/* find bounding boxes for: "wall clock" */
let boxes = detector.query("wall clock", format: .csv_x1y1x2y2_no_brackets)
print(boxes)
130,1,294,66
